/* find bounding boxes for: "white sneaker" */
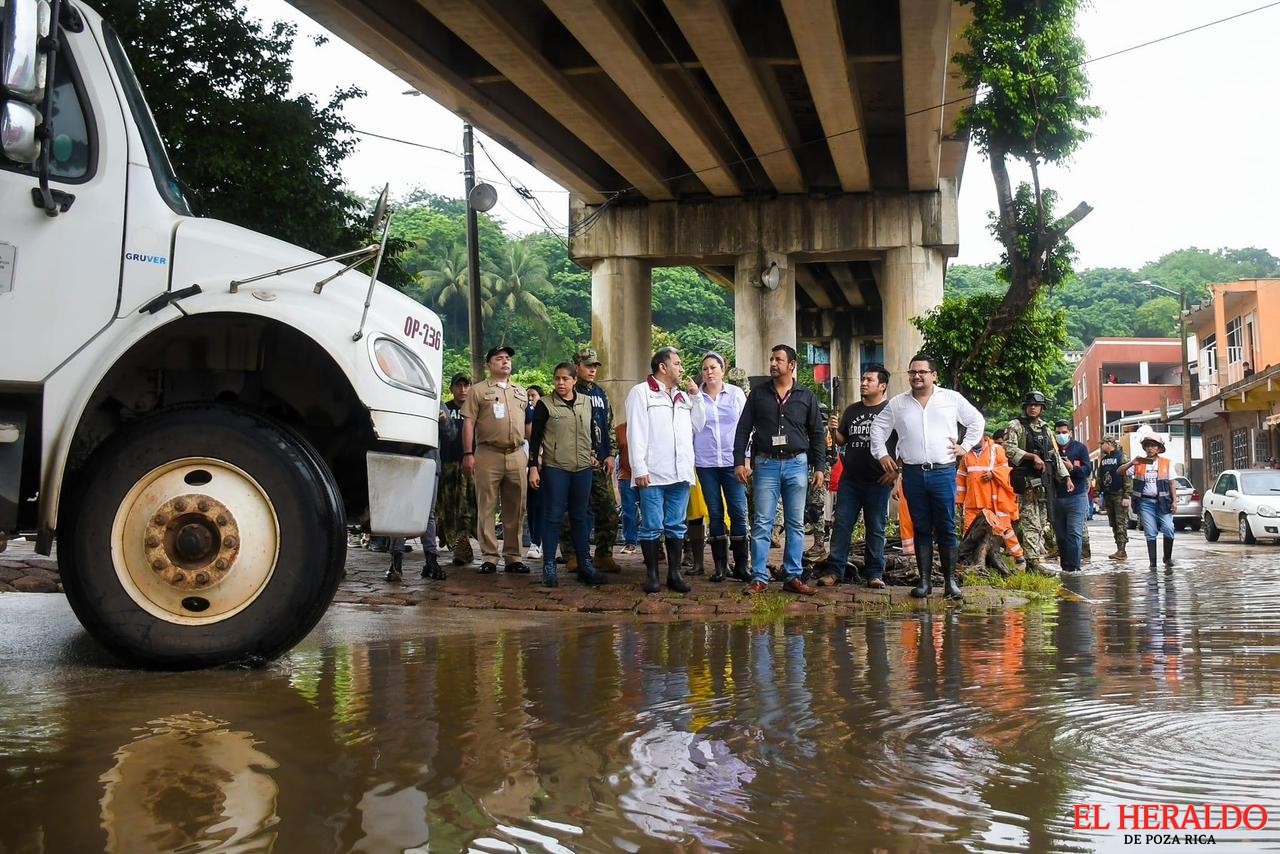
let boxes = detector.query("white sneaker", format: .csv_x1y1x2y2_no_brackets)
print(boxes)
525,544,543,560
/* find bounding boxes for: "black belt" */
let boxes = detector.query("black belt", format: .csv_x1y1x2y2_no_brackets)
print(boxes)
756,448,805,460
901,461,955,471
479,444,522,454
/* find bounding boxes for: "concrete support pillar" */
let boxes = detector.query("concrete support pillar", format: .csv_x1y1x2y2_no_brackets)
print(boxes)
591,257,652,417
881,245,946,397
830,335,862,412
734,252,796,380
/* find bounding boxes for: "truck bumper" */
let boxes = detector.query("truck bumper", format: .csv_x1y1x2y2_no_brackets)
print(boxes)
366,451,437,536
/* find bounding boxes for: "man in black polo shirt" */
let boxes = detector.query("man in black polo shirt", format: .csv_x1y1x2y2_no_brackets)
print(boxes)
733,344,827,596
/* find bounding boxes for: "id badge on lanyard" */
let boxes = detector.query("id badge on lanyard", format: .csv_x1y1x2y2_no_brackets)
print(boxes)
773,386,792,448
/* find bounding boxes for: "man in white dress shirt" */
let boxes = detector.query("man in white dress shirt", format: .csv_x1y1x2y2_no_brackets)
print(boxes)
870,354,985,600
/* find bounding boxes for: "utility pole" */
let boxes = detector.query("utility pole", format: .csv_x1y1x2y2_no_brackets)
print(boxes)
1179,290,1194,483
463,123,484,382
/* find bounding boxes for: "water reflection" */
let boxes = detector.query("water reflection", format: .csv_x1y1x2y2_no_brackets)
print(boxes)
3,558,1280,852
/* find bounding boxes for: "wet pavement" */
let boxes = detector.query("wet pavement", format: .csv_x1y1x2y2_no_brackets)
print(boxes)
2,524,1279,852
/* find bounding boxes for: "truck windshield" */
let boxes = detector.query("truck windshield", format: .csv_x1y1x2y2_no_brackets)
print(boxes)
101,25,192,216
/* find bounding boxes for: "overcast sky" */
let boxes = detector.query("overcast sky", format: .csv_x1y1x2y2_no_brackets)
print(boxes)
262,0,1280,271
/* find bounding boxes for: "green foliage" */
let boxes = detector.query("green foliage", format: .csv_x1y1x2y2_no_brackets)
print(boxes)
96,0,411,286
913,291,1068,413
956,0,1099,164
991,184,1077,289
1134,297,1181,338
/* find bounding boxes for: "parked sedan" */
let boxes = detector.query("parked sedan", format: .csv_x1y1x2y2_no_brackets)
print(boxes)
1201,469,1280,544
1126,476,1202,531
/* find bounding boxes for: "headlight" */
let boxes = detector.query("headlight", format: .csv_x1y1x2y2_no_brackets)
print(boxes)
370,335,436,397
1257,504,1278,517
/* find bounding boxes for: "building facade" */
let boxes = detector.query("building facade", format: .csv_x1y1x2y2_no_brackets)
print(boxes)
1071,338,1184,452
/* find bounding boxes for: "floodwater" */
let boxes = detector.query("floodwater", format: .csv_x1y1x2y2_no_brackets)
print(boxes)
2,532,1279,853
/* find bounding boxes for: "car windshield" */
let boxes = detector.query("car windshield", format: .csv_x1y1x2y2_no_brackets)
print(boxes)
1238,471,1280,494
1175,477,1193,490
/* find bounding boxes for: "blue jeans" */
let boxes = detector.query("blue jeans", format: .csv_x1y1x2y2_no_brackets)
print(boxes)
901,465,958,564
618,474,640,546
828,477,893,580
696,466,749,538
526,483,542,548
750,454,809,582
1053,490,1090,570
540,467,594,572
1136,495,1175,541
637,481,691,541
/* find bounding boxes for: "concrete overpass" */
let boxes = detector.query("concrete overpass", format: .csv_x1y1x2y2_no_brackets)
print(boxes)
287,0,973,402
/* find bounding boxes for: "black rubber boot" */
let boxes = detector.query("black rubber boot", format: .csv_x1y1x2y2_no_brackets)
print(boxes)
940,543,963,600
640,540,661,594
421,552,446,580
685,519,706,575
910,547,933,599
729,536,751,581
709,535,730,582
1147,539,1158,569
664,536,691,593
1162,537,1174,573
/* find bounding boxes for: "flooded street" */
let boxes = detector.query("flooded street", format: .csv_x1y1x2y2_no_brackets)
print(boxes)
2,528,1279,852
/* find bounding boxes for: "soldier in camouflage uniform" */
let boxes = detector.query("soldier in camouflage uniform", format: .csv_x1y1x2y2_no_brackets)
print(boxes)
1095,435,1132,559
438,374,477,565
1005,391,1069,573
561,347,624,573
803,403,835,563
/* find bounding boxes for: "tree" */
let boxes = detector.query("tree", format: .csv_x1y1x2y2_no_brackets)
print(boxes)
953,0,1099,379
95,1,413,284
913,291,1069,414
490,241,551,343
1133,296,1180,338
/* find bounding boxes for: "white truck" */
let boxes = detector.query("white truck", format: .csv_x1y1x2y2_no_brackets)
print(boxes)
0,0,443,667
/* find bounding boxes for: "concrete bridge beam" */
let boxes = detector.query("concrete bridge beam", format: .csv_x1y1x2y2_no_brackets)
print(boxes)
591,257,652,415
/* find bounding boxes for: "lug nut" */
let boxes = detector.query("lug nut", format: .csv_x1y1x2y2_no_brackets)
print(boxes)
223,535,238,548
216,514,228,526
173,571,186,584
195,573,209,586
153,515,166,526
146,535,160,548
174,499,188,512
197,500,210,512
152,558,166,571
215,558,228,570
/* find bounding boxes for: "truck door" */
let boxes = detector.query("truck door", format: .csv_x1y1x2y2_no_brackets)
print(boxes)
0,26,127,383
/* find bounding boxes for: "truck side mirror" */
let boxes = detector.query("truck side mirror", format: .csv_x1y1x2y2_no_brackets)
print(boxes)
1,99,41,162
1,0,51,104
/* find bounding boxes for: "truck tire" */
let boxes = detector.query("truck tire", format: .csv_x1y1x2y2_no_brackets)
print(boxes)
59,406,345,669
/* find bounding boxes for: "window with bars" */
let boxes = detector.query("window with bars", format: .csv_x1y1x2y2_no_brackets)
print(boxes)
1231,428,1249,469
1254,429,1271,465
1209,435,1225,479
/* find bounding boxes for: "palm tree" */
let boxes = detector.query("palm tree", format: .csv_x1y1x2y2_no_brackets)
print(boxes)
491,241,551,341
416,244,495,317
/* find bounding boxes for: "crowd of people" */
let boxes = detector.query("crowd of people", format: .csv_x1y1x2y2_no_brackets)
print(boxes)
383,342,1182,593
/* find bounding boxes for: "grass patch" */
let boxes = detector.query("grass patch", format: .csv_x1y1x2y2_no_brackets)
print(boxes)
967,569,1061,599
748,592,790,621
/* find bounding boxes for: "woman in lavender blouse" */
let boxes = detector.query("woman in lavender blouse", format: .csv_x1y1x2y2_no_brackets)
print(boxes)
693,352,750,582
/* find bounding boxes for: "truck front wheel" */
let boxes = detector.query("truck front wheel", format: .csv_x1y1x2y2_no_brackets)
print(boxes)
59,406,346,668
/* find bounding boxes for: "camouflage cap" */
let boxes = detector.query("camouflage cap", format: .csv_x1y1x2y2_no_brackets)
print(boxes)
1101,434,1119,446
726,366,748,388
573,346,602,366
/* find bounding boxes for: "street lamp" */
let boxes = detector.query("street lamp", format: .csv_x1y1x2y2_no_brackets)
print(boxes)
1138,279,1194,482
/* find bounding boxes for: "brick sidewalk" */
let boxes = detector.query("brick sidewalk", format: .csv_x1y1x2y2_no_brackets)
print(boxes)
2,537,1029,618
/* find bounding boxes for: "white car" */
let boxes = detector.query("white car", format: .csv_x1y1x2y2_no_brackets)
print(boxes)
1201,469,1280,544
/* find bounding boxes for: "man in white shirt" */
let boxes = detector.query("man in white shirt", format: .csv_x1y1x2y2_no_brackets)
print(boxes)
870,354,985,600
625,348,706,594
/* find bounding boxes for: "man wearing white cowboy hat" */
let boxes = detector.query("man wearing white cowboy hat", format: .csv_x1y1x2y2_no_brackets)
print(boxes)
1118,435,1178,571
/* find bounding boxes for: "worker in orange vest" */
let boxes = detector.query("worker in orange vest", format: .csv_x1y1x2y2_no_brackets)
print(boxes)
1118,436,1178,571
956,431,1026,567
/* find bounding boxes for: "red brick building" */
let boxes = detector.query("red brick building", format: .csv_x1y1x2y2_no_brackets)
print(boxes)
1071,338,1184,452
